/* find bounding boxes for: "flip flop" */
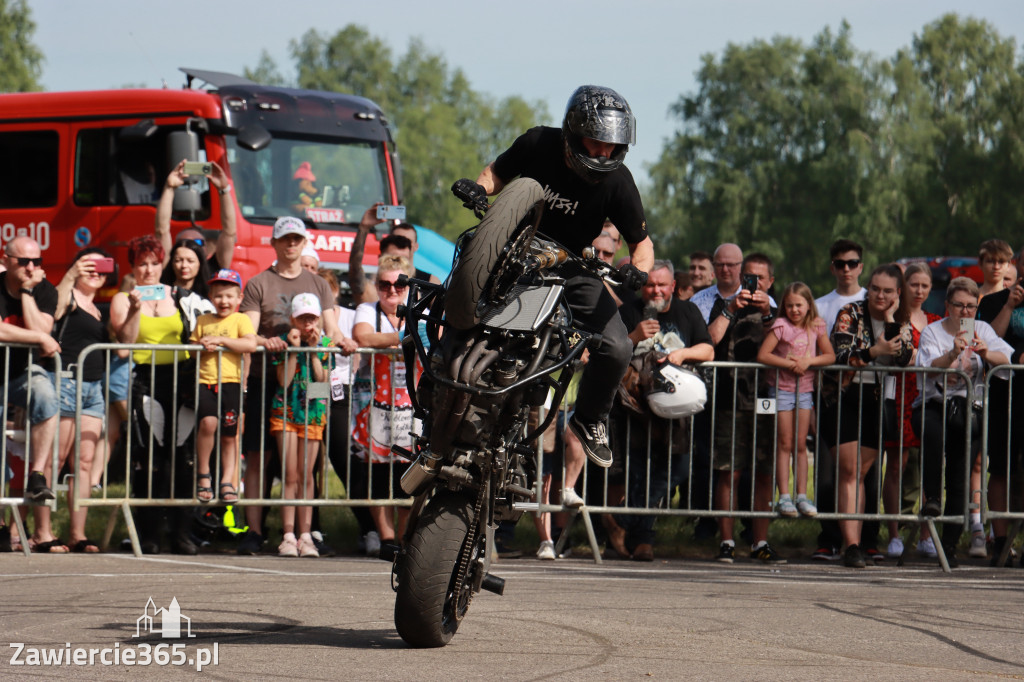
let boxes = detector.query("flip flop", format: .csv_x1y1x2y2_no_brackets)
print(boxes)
219,482,239,503
196,473,214,503
71,539,100,553
31,539,70,553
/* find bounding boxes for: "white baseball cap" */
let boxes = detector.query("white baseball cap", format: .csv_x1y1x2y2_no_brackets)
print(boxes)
273,216,308,240
290,293,322,318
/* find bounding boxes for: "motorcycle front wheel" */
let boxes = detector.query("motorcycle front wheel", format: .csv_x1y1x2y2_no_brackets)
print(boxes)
394,491,478,647
444,177,545,329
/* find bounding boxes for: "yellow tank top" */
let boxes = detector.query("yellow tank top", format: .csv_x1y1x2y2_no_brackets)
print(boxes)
133,313,188,365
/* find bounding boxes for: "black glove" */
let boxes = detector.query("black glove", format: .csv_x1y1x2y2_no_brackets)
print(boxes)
451,178,489,217
619,263,648,292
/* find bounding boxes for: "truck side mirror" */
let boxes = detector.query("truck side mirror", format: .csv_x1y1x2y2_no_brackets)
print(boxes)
237,124,271,151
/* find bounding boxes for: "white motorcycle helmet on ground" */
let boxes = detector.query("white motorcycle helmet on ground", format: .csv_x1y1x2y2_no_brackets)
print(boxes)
646,363,707,419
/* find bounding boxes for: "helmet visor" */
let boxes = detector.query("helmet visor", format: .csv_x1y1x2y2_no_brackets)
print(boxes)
592,107,636,146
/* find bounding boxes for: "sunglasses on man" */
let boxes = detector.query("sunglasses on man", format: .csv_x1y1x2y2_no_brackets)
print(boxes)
13,256,43,267
832,258,862,270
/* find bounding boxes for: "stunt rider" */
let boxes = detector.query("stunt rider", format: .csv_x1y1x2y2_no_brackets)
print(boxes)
472,85,653,467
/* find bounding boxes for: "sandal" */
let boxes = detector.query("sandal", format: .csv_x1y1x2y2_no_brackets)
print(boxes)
219,482,239,503
31,539,70,553
71,539,100,553
196,473,214,503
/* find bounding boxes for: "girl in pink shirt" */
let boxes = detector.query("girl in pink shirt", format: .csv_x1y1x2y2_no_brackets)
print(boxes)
757,282,836,518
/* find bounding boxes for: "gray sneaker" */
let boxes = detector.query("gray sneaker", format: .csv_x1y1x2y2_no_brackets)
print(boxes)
364,531,381,558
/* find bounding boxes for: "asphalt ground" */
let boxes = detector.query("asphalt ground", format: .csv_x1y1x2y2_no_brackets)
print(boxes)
2,551,1023,681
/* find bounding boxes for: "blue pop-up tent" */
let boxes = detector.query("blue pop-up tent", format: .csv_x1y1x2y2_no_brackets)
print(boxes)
410,224,456,281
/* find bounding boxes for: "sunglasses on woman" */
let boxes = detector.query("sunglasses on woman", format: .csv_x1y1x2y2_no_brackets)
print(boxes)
376,280,408,292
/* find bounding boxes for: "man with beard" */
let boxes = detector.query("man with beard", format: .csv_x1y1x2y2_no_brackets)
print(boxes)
609,260,712,560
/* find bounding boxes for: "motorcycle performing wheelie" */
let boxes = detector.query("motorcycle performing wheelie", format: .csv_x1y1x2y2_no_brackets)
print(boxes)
384,177,643,647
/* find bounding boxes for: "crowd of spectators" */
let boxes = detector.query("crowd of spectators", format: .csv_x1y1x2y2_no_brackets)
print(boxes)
537,228,1024,570
2,168,1023,569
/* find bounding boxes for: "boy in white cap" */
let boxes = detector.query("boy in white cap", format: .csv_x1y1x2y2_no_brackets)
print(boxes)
191,269,258,503
270,292,332,557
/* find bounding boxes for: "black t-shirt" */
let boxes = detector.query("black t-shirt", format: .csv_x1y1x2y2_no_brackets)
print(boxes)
977,289,1024,364
492,126,647,256
54,303,107,381
0,273,58,370
619,297,711,354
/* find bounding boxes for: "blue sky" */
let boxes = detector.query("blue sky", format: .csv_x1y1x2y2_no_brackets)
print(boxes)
30,0,1024,185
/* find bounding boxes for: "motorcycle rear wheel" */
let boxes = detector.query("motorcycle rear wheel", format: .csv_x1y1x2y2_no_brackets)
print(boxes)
444,177,545,329
394,492,477,647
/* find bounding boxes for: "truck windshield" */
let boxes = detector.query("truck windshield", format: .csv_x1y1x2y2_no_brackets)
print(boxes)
226,135,390,226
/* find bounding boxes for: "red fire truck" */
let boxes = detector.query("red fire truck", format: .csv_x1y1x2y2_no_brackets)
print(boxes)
0,67,399,290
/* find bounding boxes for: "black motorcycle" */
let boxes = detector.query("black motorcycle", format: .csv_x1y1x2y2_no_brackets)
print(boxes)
388,177,637,647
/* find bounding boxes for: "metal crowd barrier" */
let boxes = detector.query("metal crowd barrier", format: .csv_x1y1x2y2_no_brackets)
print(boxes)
60,343,411,556
1,344,62,556
534,362,985,572
5,335,1018,569
980,365,1024,566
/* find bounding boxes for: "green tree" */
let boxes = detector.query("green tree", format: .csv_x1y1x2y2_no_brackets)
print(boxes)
0,0,43,93
243,50,288,87
898,14,1024,257
648,23,900,293
282,25,548,239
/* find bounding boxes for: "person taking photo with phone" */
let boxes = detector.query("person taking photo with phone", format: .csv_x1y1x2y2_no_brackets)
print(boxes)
914,276,1013,567
155,159,237,272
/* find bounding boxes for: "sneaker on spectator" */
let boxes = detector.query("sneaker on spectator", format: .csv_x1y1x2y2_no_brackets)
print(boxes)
886,537,905,558
968,528,987,558
716,542,735,564
311,531,334,557
236,530,264,556
811,546,840,561
796,497,818,517
921,498,941,517
864,548,885,563
536,540,556,560
364,531,381,558
278,536,298,557
26,472,55,503
298,535,319,558
568,415,613,468
843,544,866,568
775,496,798,518
750,542,787,564
917,537,938,558
561,487,585,509
989,537,1018,567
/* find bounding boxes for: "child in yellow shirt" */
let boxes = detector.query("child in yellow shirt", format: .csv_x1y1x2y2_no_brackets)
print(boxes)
191,270,257,502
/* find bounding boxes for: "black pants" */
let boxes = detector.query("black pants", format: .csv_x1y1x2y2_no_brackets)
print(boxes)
913,401,977,549
130,363,195,545
561,272,632,422
323,396,373,537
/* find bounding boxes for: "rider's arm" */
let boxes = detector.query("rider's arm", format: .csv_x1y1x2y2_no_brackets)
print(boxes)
476,163,507,196
627,236,654,273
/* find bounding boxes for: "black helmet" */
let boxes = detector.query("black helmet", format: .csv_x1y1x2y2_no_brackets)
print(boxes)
562,85,636,183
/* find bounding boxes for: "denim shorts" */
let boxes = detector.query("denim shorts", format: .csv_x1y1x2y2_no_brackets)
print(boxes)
770,387,813,411
5,365,59,424
51,374,106,419
106,355,131,402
